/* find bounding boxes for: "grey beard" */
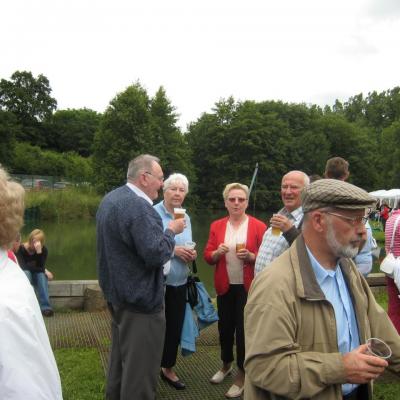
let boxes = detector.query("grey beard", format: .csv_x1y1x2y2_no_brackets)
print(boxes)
326,224,359,259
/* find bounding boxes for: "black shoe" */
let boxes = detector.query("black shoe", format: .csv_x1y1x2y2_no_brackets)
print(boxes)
160,371,186,390
42,309,54,317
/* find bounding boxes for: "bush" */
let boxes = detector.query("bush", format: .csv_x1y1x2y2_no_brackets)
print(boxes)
25,187,101,221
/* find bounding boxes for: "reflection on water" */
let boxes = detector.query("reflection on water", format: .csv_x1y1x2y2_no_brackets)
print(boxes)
22,210,270,297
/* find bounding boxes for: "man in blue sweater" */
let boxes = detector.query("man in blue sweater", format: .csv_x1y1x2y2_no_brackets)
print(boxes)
97,154,185,400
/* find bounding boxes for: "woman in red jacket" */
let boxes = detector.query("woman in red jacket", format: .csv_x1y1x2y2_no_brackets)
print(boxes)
204,183,266,399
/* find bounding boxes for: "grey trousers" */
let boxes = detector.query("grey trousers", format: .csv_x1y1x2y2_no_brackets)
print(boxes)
106,305,166,400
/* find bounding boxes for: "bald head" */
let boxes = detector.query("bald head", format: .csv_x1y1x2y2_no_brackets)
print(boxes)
281,171,310,212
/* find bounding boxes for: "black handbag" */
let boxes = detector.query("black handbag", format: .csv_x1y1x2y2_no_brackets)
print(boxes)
187,260,200,309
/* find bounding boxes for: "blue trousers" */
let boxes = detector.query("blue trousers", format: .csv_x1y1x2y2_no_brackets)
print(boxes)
24,271,52,311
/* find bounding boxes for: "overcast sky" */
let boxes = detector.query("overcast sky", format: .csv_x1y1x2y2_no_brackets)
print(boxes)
1,0,400,129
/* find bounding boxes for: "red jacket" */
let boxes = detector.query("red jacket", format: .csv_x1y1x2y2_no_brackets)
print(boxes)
204,215,267,295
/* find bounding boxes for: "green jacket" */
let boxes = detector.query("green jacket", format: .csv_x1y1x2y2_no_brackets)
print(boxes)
244,235,400,400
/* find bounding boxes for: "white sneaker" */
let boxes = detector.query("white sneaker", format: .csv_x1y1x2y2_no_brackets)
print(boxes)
210,366,233,384
225,384,244,398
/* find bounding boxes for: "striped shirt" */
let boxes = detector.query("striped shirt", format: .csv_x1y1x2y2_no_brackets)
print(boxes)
255,206,303,275
385,210,400,257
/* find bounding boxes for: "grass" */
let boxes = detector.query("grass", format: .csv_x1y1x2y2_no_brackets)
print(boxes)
54,348,105,400
25,187,101,221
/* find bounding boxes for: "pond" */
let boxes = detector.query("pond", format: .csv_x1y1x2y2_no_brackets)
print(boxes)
22,210,270,298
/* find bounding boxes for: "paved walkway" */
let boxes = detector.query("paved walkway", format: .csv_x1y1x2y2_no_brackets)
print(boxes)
45,310,242,399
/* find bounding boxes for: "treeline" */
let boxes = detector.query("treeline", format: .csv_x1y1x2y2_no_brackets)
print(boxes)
1,70,400,210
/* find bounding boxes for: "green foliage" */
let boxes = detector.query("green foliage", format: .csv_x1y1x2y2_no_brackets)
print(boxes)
188,99,331,209
92,82,192,193
0,110,20,168
379,121,400,188
43,108,101,156
12,142,93,181
54,348,104,400
25,187,101,220
0,71,57,145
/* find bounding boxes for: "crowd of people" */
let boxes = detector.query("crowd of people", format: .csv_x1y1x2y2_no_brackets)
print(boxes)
2,153,400,400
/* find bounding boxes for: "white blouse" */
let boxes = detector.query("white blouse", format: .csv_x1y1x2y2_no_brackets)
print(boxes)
224,217,249,284
0,249,62,400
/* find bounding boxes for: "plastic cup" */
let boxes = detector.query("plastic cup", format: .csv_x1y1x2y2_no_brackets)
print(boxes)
236,243,246,252
366,338,392,359
185,241,196,250
174,208,186,219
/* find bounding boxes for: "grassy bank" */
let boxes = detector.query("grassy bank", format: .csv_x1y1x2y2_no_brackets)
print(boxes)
25,188,101,221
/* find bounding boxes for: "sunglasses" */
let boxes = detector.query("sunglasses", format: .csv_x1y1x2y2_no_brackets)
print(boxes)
227,197,247,203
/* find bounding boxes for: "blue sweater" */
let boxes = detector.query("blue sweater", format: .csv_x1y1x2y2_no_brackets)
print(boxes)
96,185,175,313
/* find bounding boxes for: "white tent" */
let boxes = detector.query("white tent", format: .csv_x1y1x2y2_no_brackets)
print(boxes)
369,189,400,208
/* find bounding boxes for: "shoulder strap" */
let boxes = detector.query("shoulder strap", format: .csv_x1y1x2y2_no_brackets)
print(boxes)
389,216,400,252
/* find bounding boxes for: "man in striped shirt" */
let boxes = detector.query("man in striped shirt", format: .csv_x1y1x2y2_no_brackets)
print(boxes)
255,171,309,275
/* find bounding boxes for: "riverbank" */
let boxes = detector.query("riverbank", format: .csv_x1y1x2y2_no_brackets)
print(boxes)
25,187,101,220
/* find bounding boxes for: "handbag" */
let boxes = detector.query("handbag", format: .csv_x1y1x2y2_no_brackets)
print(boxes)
380,217,400,277
187,260,200,309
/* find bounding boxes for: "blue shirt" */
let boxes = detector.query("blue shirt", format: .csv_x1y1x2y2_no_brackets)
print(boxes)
353,221,373,276
306,247,360,396
154,201,193,286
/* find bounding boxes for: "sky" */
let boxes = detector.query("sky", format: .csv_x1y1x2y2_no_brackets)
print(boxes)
1,0,400,130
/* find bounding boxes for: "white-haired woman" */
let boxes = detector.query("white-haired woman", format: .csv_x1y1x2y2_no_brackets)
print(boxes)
0,167,62,399
154,173,197,390
204,183,266,398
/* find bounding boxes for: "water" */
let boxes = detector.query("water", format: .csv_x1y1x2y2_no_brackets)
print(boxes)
22,210,270,298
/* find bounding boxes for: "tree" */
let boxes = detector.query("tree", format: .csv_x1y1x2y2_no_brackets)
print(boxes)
379,121,400,188
149,87,193,182
0,71,57,144
320,114,378,190
92,82,153,192
43,108,102,156
0,110,21,169
187,98,331,210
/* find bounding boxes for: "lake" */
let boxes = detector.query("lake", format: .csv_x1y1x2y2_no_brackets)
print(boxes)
22,210,270,298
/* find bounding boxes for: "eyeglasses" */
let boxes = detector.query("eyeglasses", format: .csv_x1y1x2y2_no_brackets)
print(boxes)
323,211,369,226
144,171,164,182
227,197,247,203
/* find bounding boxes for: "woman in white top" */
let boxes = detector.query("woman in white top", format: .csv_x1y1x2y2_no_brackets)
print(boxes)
0,167,62,400
204,183,266,398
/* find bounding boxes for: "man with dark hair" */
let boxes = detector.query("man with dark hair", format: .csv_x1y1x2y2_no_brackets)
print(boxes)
97,154,185,400
245,179,400,400
324,157,350,180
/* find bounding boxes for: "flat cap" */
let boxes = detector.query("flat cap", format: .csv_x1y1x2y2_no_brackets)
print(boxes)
301,179,376,212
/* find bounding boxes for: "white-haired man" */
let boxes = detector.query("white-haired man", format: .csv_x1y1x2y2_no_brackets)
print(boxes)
255,170,309,275
97,154,185,400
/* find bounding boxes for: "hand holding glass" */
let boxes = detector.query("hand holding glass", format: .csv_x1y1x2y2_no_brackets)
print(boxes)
270,214,282,236
236,243,246,252
185,241,196,250
174,208,186,219
366,338,392,359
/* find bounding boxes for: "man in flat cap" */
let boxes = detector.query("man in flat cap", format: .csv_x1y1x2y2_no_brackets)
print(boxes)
244,179,400,400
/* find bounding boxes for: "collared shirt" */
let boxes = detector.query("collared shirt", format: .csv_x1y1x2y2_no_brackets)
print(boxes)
126,182,152,204
353,220,373,276
154,201,192,286
306,246,360,396
255,206,303,275
0,250,62,399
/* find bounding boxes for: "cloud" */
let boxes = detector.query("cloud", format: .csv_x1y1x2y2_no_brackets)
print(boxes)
340,34,379,56
366,0,400,20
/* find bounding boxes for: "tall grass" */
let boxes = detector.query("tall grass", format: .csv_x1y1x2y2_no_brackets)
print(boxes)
25,188,101,221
